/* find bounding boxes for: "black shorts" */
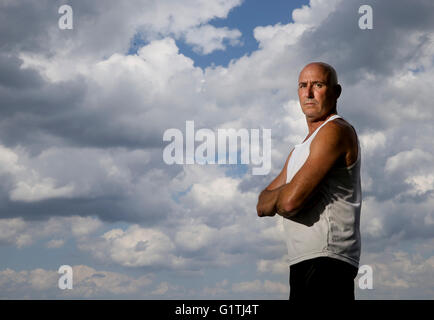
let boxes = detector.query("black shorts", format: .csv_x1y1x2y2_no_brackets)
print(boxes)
289,257,359,300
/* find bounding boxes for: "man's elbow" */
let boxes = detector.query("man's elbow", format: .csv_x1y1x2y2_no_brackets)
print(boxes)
277,198,301,218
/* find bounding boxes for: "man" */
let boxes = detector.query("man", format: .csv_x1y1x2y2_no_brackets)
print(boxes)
256,62,361,300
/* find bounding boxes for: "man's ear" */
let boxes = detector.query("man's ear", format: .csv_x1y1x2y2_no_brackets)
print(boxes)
335,84,342,99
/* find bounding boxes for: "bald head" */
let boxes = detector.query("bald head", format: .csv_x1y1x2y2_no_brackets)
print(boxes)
300,62,338,87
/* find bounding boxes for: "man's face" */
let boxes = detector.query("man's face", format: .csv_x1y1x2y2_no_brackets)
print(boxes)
298,64,337,120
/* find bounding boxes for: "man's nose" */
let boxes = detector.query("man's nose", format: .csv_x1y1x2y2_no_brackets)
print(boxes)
306,84,314,98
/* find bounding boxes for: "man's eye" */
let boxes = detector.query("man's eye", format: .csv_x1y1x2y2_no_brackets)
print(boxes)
315,83,323,88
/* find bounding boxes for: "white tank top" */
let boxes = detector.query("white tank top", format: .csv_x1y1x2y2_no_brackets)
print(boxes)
282,114,362,268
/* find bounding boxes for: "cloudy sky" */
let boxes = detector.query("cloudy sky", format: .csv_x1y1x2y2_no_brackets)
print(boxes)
0,0,433,299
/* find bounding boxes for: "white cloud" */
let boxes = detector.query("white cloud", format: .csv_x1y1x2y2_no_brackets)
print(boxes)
175,223,218,252
69,265,152,297
405,174,434,196
360,196,386,239
383,149,434,198
16,0,242,82
385,149,433,173
232,279,287,295
91,38,198,91
263,280,288,294
10,178,75,202
291,0,343,25
257,256,289,275
189,176,240,207
0,265,153,298
0,218,32,248
359,131,386,155
0,145,21,175
201,279,229,297
232,279,261,293
0,268,58,297
254,22,309,50
79,224,184,268
358,249,434,298
70,216,103,237
151,281,177,295
184,25,242,55
0,216,103,248
169,165,260,227
45,239,65,249
0,143,156,209
0,145,75,202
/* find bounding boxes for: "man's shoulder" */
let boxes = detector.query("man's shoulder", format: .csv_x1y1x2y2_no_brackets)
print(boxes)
320,117,357,141
313,117,359,166
311,117,358,156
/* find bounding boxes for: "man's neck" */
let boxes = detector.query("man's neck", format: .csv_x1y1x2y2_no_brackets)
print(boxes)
306,112,338,134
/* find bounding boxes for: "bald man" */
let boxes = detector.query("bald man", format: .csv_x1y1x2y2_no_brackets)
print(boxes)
256,62,361,300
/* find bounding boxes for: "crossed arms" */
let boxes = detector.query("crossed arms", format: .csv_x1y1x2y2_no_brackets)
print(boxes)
256,122,347,219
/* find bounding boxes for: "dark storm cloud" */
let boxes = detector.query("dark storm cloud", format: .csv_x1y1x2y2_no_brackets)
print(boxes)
0,195,170,224
0,69,87,153
0,52,169,153
0,0,56,54
0,54,43,89
296,0,434,84
0,142,181,222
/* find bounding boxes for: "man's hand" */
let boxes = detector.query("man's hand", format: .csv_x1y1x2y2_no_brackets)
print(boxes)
256,151,293,218
256,189,279,217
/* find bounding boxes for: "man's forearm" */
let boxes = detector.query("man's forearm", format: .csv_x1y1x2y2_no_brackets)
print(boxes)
276,201,301,218
271,184,296,218
276,184,320,219
257,187,281,216
257,181,308,218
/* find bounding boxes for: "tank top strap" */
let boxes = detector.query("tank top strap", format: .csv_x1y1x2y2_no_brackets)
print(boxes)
319,114,342,129
309,114,342,140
